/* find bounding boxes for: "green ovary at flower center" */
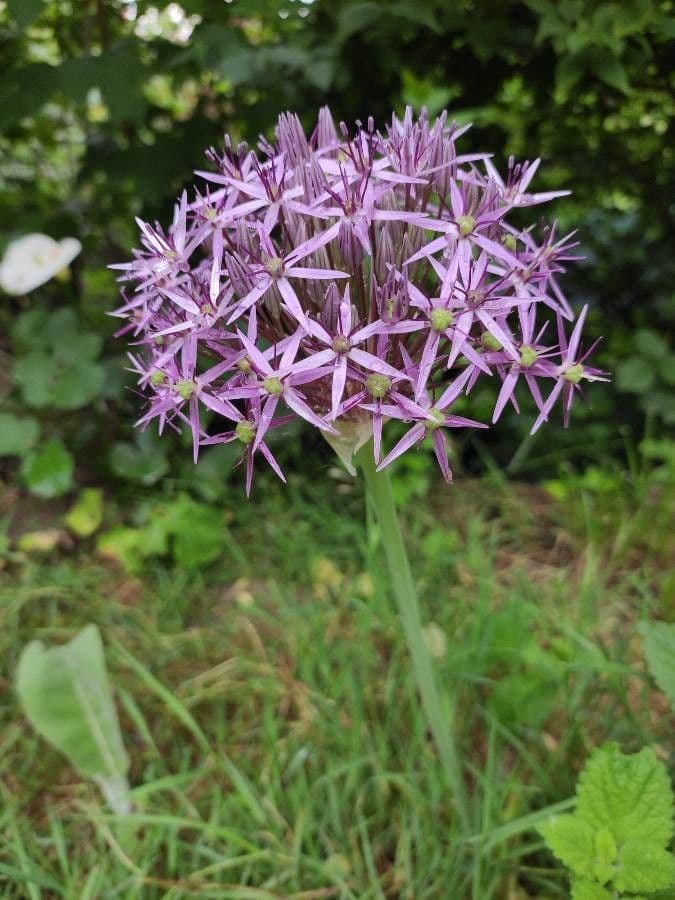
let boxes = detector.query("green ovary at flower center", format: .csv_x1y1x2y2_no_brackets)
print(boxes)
235,420,255,445
426,407,445,430
237,357,252,374
519,345,538,367
332,335,351,354
366,374,391,398
456,215,475,237
430,308,454,332
176,379,197,400
501,233,517,251
563,362,584,384
263,376,284,395
264,256,284,277
481,332,502,351
150,370,166,386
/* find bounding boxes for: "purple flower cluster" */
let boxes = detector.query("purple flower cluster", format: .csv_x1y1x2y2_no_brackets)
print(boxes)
111,107,606,493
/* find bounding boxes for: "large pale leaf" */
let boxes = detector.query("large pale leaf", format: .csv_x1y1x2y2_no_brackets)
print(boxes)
16,625,130,813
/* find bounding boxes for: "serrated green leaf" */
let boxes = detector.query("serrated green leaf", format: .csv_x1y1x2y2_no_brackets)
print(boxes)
614,839,675,893
16,626,130,814
0,413,40,456
539,814,595,877
591,827,617,884
570,879,613,900
21,441,74,498
576,744,674,847
639,620,675,712
64,489,104,538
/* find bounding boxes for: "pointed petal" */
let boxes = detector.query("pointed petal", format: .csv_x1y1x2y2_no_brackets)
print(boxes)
284,388,334,433
432,429,452,482
331,356,348,420
348,348,406,380
377,423,425,471
276,278,309,329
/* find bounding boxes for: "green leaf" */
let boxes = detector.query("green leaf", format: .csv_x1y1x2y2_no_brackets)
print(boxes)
576,743,674,847
614,839,675,892
163,495,227,569
556,53,586,95
109,432,169,486
64,489,104,538
570,880,613,900
639,620,675,712
591,827,617,884
592,52,631,94
11,309,50,349
96,525,168,573
14,352,105,410
539,814,596,877
21,441,74,498
16,625,130,814
659,354,675,386
615,356,655,394
635,328,669,360
6,0,44,28
11,310,105,410
0,413,40,456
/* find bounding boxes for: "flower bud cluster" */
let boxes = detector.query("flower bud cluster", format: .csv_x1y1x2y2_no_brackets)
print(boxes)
111,106,607,492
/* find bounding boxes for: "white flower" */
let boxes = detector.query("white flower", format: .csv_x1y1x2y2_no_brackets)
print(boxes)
0,234,82,295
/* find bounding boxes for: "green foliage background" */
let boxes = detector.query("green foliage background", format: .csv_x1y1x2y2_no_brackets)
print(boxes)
0,0,673,495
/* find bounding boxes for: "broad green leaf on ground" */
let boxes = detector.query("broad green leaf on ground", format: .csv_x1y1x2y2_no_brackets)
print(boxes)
570,880,613,900
540,744,675,896
639,620,675,712
0,413,40,456
614,840,675,893
96,525,169,572
13,352,105,409
21,441,74,498
16,625,131,814
109,431,169,486
576,744,674,846
538,815,596,878
162,494,228,569
64,488,104,537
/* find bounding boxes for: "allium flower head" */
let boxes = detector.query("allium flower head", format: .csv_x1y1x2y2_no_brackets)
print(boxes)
111,107,607,492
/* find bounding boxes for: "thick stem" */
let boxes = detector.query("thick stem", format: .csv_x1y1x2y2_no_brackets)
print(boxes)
357,445,471,834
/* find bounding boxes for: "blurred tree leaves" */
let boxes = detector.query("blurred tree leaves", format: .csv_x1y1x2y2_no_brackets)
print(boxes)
6,0,44,29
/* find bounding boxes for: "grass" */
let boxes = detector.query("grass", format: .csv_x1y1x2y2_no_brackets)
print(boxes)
0,459,673,898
